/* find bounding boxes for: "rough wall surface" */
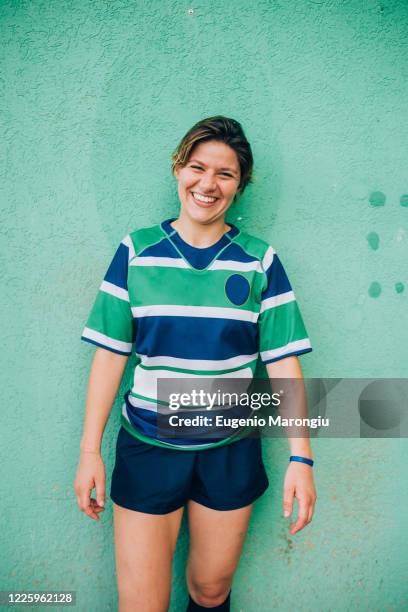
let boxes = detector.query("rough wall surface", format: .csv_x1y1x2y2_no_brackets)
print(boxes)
1,0,407,610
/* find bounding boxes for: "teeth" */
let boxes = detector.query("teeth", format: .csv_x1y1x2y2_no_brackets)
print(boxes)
193,192,217,203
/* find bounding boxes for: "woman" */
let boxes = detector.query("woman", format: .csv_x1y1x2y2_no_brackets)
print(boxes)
74,116,317,612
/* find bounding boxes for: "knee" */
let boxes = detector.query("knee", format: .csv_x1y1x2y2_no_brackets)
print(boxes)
118,586,168,612
188,578,231,608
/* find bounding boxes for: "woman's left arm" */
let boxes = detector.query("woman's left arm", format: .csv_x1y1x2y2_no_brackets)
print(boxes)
266,356,317,535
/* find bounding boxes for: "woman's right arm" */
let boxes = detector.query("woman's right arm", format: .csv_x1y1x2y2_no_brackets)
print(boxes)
74,347,129,521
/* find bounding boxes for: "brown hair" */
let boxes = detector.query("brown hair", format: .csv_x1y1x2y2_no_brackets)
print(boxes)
171,116,254,198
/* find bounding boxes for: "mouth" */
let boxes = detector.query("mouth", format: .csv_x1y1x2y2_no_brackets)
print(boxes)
191,191,219,208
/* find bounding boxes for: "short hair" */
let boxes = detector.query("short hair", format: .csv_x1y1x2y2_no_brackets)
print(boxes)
171,116,254,196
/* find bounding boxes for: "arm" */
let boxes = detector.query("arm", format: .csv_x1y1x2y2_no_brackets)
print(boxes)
80,347,129,452
266,355,313,460
74,347,128,520
266,355,317,535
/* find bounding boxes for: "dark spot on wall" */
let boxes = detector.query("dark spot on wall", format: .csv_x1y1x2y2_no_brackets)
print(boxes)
359,380,403,433
400,194,408,207
368,191,386,207
366,231,379,250
368,281,381,298
395,282,404,294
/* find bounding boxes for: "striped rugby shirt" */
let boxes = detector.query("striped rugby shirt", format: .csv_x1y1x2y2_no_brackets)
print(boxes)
81,218,312,450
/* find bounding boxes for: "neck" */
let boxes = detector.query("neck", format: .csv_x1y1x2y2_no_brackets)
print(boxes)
171,214,230,248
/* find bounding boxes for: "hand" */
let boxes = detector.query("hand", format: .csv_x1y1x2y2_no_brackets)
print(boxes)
74,451,106,521
283,461,317,535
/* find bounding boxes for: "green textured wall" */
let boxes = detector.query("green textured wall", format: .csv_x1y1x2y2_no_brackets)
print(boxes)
1,0,407,610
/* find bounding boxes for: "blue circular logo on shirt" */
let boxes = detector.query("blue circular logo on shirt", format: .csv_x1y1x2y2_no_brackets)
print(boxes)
225,274,250,306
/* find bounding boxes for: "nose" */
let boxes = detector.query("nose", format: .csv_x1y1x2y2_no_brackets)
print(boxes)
198,171,217,192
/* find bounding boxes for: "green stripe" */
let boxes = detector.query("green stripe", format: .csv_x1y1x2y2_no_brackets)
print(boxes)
232,231,270,264
129,225,166,259
86,291,133,342
129,265,264,310
120,414,253,451
129,391,170,406
258,300,309,351
137,360,258,376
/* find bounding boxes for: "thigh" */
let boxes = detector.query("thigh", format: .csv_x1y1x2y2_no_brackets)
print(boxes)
113,502,184,612
110,427,194,514
186,500,252,585
190,436,269,511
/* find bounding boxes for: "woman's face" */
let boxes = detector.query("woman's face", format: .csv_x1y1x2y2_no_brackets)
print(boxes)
174,140,241,226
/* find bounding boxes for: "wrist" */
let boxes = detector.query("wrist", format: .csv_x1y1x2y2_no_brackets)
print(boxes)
290,451,313,461
80,435,101,454
289,455,314,467
288,444,313,460
80,442,101,454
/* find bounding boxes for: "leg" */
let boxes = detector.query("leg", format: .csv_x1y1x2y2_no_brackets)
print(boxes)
113,502,184,612
186,500,253,608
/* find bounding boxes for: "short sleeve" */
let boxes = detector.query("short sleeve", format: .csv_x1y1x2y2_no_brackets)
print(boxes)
258,247,312,364
81,236,134,356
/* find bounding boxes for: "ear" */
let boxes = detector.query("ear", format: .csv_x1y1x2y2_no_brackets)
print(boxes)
173,165,180,179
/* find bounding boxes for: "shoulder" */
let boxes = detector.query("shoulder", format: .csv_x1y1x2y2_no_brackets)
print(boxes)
120,223,165,262
233,229,276,272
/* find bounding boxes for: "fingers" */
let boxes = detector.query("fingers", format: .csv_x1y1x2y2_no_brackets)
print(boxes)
289,499,309,535
80,489,99,520
289,494,317,535
74,483,105,521
283,485,295,518
307,498,316,524
95,479,105,509
74,459,106,521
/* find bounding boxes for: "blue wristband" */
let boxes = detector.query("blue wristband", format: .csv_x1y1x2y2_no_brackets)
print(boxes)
289,455,314,467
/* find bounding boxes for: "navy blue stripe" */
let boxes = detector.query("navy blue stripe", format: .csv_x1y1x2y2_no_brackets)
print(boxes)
262,347,312,365
261,254,292,300
218,242,259,263
104,242,129,290
171,234,230,269
135,316,258,360
139,237,180,259
81,335,132,356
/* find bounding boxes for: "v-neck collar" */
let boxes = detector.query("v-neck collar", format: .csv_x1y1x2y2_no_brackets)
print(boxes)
160,218,240,271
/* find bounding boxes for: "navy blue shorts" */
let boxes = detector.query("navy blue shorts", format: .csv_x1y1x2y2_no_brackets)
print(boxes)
110,426,269,514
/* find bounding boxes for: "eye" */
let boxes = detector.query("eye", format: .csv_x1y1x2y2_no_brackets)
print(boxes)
219,172,233,177
190,164,203,170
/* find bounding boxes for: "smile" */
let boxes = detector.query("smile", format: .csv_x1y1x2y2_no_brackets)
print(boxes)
191,192,218,205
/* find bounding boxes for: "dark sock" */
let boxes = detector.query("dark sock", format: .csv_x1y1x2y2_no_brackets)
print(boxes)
186,590,231,611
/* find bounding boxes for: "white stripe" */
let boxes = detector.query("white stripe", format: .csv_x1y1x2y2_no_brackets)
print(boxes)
82,327,132,354
131,364,254,403
100,280,129,302
208,259,263,273
260,291,295,313
262,246,275,272
127,394,163,412
122,402,131,422
260,338,312,362
127,393,183,414
127,392,244,415
121,235,135,261
129,256,189,269
136,353,259,371
131,304,259,323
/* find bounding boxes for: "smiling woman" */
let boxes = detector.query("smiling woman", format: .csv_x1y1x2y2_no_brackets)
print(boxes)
75,115,315,612
171,116,253,195
174,140,241,229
